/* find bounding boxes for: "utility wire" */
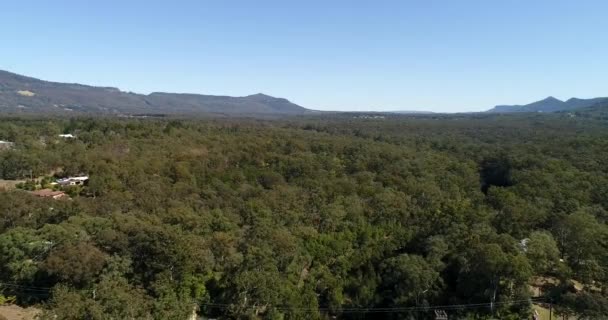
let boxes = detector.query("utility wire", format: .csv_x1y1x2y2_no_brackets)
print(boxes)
200,297,546,314
0,282,53,290
0,282,546,315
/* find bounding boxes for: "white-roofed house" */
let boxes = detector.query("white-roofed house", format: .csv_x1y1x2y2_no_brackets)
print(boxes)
56,176,89,186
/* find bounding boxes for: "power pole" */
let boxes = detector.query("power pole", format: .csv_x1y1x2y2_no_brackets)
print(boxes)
549,298,552,320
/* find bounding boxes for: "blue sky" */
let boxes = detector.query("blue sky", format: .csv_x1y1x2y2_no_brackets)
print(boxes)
1,1,607,112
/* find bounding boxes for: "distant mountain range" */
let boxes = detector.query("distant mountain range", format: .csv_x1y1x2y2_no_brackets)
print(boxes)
2,69,607,116
0,70,309,116
487,96,608,113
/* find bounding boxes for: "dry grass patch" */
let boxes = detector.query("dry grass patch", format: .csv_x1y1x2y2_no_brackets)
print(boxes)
16,90,35,97
0,305,41,320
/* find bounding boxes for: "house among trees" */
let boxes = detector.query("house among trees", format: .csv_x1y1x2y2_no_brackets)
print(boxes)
29,189,69,200
55,175,89,186
58,133,75,138
0,140,14,150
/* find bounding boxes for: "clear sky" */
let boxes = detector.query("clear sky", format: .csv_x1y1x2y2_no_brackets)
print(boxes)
1,1,607,112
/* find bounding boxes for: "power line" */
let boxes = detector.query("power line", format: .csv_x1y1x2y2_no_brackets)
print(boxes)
0,282,546,315
200,297,546,314
0,282,53,294
0,282,53,290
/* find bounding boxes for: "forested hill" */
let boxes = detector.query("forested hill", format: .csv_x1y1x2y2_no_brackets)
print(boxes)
487,96,608,113
0,70,310,116
567,100,608,120
0,114,607,319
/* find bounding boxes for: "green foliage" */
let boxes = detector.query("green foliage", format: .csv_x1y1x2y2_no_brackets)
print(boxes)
0,115,607,319
525,231,561,275
554,211,608,283
40,280,153,320
42,242,107,286
380,254,440,306
0,294,16,305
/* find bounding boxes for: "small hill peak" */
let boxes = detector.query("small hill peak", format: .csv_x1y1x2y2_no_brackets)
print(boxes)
542,96,562,102
247,93,273,99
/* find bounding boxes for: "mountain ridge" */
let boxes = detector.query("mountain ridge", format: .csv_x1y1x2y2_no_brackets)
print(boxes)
487,96,608,113
3,69,607,115
0,70,309,116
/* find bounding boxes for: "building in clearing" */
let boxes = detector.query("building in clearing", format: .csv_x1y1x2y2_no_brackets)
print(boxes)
29,189,69,200
58,134,75,138
0,140,14,150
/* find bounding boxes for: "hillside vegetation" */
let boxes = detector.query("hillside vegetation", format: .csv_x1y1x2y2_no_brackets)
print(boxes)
0,114,607,319
0,70,308,116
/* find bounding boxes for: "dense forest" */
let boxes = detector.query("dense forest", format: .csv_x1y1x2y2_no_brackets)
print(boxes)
0,113,607,319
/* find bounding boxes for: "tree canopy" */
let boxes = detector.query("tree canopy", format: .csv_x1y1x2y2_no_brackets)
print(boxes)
0,113,607,319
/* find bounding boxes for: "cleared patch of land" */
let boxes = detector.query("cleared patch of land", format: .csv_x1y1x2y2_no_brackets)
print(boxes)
533,304,551,320
0,179,25,190
16,90,35,97
0,304,40,320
